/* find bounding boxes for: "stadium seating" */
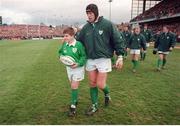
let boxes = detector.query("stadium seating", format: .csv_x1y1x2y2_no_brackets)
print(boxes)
131,0,180,22
0,24,63,40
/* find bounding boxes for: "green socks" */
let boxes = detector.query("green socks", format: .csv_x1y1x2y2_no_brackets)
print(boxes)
71,89,78,105
163,59,167,66
132,60,138,69
90,87,98,106
143,52,146,60
157,59,163,68
140,52,143,59
102,85,110,96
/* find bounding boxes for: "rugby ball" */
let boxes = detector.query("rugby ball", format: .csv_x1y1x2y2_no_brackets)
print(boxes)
60,55,75,66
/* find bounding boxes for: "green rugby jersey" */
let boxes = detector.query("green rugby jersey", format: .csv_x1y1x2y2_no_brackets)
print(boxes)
154,32,176,52
128,33,147,50
141,29,153,43
58,40,86,67
77,16,125,59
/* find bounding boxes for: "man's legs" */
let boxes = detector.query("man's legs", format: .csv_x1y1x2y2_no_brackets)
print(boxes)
157,54,163,71
162,54,167,69
96,72,110,106
86,70,98,115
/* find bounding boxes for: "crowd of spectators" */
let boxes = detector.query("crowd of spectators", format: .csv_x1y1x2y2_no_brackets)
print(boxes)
147,22,180,42
0,24,64,40
131,0,180,22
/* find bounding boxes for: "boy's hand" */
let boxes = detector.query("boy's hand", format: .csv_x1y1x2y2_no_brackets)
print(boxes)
70,63,78,69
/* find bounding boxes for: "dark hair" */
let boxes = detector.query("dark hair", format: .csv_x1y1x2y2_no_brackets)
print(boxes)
63,27,75,36
86,4,99,21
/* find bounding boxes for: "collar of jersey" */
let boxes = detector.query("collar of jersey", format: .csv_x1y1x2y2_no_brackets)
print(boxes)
87,16,103,24
66,39,76,47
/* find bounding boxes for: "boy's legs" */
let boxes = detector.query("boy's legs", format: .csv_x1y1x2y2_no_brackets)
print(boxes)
71,81,79,106
66,66,84,117
68,81,79,117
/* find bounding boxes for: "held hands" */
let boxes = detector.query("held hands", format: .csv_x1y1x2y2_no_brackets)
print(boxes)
115,55,123,69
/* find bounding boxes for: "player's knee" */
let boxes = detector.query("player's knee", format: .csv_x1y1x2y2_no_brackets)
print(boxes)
89,81,97,87
71,85,78,89
97,83,105,90
71,82,79,89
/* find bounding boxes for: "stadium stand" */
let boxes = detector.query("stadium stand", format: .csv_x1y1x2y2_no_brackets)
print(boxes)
0,24,64,40
131,0,180,22
130,0,180,42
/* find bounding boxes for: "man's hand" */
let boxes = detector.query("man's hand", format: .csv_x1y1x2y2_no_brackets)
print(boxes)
115,55,123,69
169,47,173,52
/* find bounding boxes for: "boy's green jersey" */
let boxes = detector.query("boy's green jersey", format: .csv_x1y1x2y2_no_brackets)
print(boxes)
58,40,86,67
128,33,147,50
154,32,176,52
141,29,153,43
77,16,125,59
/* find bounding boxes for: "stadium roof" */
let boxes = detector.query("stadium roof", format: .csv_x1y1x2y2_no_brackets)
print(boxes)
131,0,162,19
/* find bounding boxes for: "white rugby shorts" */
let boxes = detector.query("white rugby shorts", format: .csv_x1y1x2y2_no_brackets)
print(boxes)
86,58,112,73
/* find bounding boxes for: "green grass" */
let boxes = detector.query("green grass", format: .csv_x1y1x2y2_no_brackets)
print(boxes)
0,39,180,124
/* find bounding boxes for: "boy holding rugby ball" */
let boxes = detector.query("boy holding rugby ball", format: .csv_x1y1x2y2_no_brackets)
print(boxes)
58,27,86,117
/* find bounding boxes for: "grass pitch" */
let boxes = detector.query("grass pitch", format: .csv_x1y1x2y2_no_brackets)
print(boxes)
0,40,179,124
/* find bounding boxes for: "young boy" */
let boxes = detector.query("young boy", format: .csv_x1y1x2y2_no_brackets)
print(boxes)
58,27,86,117
153,25,176,71
128,24,146,73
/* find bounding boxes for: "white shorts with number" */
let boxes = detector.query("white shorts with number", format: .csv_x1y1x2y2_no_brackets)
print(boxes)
158,51,169,55
66,66,85,82
130,49,140,55
86,58,112,73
